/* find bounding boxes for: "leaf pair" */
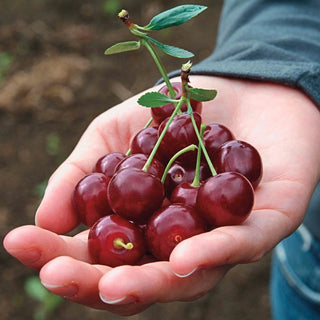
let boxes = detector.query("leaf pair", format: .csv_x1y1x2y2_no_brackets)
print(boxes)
138,88,217,108
105,38,194,59
104,5,207,59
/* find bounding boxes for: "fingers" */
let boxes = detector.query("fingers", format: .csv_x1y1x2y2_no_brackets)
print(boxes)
39,257,149,315
38,257,227,315
3,225,91,269
98,261,228,306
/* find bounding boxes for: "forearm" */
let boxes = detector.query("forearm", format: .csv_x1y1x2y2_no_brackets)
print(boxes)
182,0,320,109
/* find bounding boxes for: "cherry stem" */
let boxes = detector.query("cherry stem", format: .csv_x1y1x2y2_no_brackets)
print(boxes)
191,124,206,187
113,238,134,250
125,117,153,156
181,61,192,99
142,97,186,172
140,38,176,99
118,11,175,100
161,144,197,184
187,100,217,176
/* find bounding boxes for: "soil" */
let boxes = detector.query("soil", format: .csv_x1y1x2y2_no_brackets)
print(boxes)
0,1,272,319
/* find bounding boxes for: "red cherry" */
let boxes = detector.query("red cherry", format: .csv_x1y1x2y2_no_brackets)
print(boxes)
108,168,165,224
203,123,235,160
196,172,254,227
115,153,165,179
94,152,126,177
146,203,206,261
151,82,202,125
88,215,146,267
130,126,157,155
72,173,112,227
214,140,263,189
170,182,199,207
158,112,202,164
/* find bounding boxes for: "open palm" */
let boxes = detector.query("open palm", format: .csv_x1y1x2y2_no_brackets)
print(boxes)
4,76,320,315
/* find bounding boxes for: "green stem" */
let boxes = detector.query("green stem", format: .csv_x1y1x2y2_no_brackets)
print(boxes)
141,38,176,99
187,101,217,176
142,97,186,172
113,238,133,250
161,144,197,184
191,124,206,187
125,117,153,156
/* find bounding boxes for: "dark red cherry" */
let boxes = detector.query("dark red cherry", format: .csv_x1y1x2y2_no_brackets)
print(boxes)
158,112,202,164
146,203,206,261
164,161,210,197
108,168,165,224
94,152,126,177
88,215,146,267
214,140,263,189
115,153,165,179
151,82,202,125
170,182,199,208
72,173,112,227
130,127,166,164
196,172,254,227
203,123,235,160
130,126,157,155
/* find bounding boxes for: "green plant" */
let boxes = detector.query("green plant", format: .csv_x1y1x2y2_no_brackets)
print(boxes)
0,52,13,82
103,0,122,16
105,5,207,98
24,276,64,320
45,132,61,156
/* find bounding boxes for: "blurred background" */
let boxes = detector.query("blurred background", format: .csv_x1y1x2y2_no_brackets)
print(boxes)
0,0,272,319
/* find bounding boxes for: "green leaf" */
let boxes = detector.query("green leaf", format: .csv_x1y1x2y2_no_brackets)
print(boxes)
147,37,194,58
187,88,217,101
25,276,48,302
142,5,207,31
104,41,140,55
43,294,64,313
138,92,178,107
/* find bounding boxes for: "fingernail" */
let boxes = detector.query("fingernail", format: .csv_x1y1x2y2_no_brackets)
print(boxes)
99,293,137,305
42,282,79,298
173,267,198,278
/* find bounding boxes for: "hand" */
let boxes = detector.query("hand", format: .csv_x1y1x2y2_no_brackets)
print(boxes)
4,76,320,315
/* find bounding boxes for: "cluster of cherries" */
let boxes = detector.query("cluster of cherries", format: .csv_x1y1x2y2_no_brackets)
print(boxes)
72,81,263,267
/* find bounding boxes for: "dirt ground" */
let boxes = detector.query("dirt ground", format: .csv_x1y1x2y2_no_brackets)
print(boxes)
0,1,272,319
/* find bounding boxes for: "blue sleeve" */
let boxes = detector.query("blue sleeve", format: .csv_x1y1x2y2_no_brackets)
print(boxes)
188,0,320,108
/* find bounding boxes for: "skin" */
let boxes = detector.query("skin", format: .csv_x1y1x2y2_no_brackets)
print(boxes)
3,76,320,316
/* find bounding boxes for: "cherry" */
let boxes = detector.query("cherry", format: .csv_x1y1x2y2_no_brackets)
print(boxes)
94,152,127,177
170,182,199,208
108,167,165,224
214,140,263,189
151,82,202,125
164,161,210,196
130,126,158,156
158,112,202,164
72,173,113,227
145,203,206,261
88,214,146,267
130,126,167,164
115,153,165,179
203,123,235,160
196,172,254,227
